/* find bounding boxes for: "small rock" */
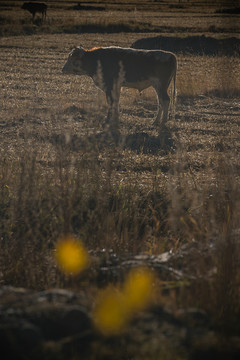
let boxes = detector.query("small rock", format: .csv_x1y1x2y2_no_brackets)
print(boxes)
59,306,92,337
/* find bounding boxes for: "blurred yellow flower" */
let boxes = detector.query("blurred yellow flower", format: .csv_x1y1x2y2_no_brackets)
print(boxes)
55,236,89,275
93,288,128,335
123,267,155,312
93,267,155,335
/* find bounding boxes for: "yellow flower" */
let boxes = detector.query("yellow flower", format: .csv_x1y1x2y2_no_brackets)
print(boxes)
122,267,155,312
55,236,89,275
93,287,129,335
93,267,155,335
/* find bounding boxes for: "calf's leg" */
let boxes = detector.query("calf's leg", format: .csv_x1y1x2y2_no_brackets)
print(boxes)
153,86,170,129
106,85,120,131
160,91,170,126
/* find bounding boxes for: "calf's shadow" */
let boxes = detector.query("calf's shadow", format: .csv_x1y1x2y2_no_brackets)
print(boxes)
49,126,174,154
122,126,175,154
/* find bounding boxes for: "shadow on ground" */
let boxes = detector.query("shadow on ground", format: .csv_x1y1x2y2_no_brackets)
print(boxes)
49,127,175,154
122,127,175,154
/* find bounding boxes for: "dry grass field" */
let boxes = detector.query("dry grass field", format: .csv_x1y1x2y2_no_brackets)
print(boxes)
0,1,240,359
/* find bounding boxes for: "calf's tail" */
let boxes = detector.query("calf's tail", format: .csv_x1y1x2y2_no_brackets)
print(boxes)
170,55,177,119
173,55,177,103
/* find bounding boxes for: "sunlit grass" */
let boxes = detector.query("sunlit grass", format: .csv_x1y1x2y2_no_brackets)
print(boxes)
177,56,240,97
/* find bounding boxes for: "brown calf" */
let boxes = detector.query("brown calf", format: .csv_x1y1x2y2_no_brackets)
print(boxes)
62,46,177,132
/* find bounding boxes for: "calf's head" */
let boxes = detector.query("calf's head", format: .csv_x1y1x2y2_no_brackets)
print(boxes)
62,47,85,75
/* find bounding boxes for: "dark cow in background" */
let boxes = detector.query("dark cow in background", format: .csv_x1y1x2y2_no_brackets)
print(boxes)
21,2,47,21
131,35,240,57
62,46,177,135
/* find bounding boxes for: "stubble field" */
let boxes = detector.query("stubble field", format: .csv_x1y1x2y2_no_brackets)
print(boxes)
0,1,240,359
1,31,239,187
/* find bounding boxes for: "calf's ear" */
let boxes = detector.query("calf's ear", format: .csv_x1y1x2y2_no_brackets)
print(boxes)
73,46,85,58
